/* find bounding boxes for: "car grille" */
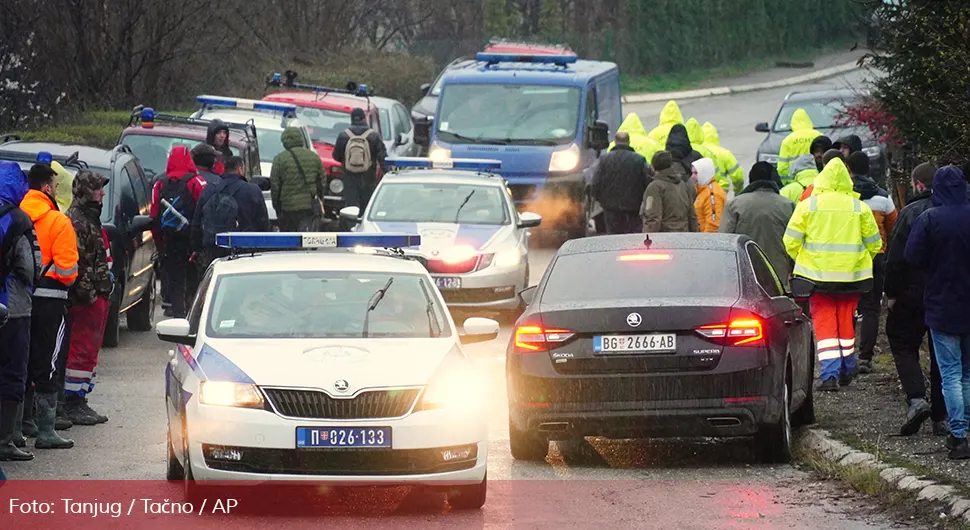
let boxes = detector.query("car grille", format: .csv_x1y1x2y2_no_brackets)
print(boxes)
442,286,515,304
262,388,421,419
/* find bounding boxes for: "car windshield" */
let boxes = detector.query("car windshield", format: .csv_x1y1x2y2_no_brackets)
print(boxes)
255,128,287,163
367,182,510,225
541,249,740,303
293,106,352,146
436,84,581,145
206,271,449,339
122,133,240,176
773,99,851,132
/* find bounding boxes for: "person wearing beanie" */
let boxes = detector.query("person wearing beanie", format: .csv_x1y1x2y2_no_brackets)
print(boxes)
690,158,725,233
780,154,820,203
191,143,223,186
833,134,863,158
884,161,947,437
720,161,796,291
799,150,848,201
640,151,698,233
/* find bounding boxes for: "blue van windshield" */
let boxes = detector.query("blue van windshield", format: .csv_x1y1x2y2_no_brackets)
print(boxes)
436,84,580,146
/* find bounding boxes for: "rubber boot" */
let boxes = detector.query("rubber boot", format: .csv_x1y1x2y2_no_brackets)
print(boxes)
33,393,73,449
0,401,33,461
22,385,37,438
11,402,27,448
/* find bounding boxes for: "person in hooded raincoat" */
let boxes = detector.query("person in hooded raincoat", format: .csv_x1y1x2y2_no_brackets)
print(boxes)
690,158,726,233
780,154,819,203
777,108,821,183
665,124,702,180
50,161,74,211
608,113,660,161
648,100,685,147
701,122,744,195
685,119,716,162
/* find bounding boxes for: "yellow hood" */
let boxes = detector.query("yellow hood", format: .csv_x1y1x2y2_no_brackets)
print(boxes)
50,161,74,210
811,158,859,198
617,113,648,137
686,118,705,145
702,122,720,146
791,108,814,132
658,100,684,127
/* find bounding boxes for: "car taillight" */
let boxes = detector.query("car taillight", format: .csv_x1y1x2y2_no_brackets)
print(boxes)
513,325,574,352
616,252,671,262
695,310,765,347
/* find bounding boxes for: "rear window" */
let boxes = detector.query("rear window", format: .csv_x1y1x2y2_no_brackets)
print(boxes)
540,249,739,303
122,132,240,176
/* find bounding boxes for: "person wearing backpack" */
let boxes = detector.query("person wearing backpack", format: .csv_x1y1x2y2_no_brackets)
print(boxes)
191,156,269,270
333,108,386,211
270,127,325,232
0,161,40,462
151,146,206,318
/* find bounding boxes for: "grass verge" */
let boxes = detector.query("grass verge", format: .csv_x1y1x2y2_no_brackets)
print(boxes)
8,110,192,150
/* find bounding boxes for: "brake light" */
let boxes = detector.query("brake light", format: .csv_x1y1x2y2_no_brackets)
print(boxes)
695,317,764,347
617,253,671,262
513,325,574,352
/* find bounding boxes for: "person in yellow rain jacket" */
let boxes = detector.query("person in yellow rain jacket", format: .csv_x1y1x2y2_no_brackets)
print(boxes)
608,113,660,161
690,158,726,233
777,108,821,183
50,161,74,211
648,100,684,147
779,154,819,203
783,157,881,392
685,119,716,161
701,122,744,195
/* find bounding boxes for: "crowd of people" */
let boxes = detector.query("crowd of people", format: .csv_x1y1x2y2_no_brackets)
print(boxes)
591,100,970,460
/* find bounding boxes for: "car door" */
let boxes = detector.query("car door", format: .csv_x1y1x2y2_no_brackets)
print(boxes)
125,159,155,309
112,163,142,311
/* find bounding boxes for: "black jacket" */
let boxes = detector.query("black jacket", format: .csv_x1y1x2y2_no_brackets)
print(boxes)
665,124,702,181
206,119,233,159
191,173,269,250
197,168,222,186
333,117,387,180
852,173,888,201
591,146,652,212
884,189,932,308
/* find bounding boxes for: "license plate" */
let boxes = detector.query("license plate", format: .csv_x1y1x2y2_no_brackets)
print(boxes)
295,427,391,448
435,277,461,290
593,334,677,353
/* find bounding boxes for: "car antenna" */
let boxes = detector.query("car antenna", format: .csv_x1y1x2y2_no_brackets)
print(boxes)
643,234,652,248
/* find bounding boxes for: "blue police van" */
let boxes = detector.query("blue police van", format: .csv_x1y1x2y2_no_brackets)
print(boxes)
424,52,620,239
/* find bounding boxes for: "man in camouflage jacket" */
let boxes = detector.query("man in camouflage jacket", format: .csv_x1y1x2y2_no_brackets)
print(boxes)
64,171,113,425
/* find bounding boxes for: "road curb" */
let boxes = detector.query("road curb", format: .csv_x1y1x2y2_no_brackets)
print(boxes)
796,427,970,523
621,61,861,104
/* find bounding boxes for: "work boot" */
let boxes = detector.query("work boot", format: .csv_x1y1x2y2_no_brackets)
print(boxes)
819,378,839,392
839,370,855,387
899,398,931,436
11,402,27,448
857,359,873,374
33,393,73,449
64,395,107,425
0,401,33,461
948,436,970,460
934,421,950,436
55,400,73,431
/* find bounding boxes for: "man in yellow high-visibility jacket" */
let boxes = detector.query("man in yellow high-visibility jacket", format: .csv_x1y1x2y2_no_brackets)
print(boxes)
783,157,881,392
701,122,744,194
777,108,821,184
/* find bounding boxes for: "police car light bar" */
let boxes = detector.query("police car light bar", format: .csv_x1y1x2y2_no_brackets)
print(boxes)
215,232,421,250
36,151,53,164
476,52,577,65
385,157,502,172
140,107,155,128
196,95,297,115
268,72,373,98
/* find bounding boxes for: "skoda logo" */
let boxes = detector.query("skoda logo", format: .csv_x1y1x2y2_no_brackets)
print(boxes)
334,380,349,393
626,312,642,327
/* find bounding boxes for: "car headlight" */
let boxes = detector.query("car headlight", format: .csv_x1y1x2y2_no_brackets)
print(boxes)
199,381,265,409
549,144,581,172
428,143,451,162
418,355,486,411
329,178,344,194
758,153,779,164
493,248,521,268
862,146,882,157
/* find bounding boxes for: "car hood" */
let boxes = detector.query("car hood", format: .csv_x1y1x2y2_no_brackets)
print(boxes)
198,338,456,392
313,142,338,168
361,221,510,252
758,124,877,155
412,96,437,119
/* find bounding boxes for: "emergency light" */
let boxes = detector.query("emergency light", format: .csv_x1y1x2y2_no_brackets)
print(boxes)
215,232,421,250
268,72,373,98
476,52,577,66
196,95,297,116
140,107,155,129
385,157,502,172
36,152,53,164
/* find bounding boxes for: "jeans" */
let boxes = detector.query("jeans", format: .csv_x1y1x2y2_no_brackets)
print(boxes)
929,330,970,438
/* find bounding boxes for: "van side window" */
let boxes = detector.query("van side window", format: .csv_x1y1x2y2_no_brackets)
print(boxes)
585,88,597,129
596,75,619,131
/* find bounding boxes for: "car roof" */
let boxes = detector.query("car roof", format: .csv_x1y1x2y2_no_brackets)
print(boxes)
121,123,251,147
211,251,428,276
558,233,748,256
783,88,865,103
0,141,114,170
264,91,377,114
443,58,617,87
196,109,296,131
380,170,507,187
369,96,404,109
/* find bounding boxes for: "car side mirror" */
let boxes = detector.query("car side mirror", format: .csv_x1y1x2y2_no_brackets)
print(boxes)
517,211,542,229
755,122,770,133
252,175,271,191
339,206,361,225
156,318,195,346
396,133,407,146
420,83,432,96
586,120,610,151
518,285,537,306
459,317,499,345
130,215,153,233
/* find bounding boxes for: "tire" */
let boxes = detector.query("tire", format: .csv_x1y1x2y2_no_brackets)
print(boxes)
509,419,548,461
447,473,487,510
755,378,793,464
126,277,156,332
166,409,184,481
102,300,121,348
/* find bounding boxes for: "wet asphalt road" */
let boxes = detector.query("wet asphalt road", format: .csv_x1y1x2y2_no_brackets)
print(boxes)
2,68,919,528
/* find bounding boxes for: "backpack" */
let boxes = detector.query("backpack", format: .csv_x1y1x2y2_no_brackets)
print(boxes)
343,129,375,173
201,179,244,247
158,174,197,234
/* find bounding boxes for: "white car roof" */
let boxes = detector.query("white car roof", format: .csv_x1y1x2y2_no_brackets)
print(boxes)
196,109,300,131
210,251,428,276
379,171,507,188
369,96,403,109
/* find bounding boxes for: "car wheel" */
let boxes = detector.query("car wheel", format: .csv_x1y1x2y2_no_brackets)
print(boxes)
126,277,155,332
756,377,793,464
166,408,184,481
509,419,548,461
102,300,121,348
447,473,487,510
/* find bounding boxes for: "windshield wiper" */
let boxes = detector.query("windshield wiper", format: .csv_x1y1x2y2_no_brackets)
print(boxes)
361,277,393,338
440,130,485,144
453,189,476,223
419,279,441,338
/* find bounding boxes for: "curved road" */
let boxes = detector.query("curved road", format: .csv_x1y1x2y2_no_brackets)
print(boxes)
4,69,916,529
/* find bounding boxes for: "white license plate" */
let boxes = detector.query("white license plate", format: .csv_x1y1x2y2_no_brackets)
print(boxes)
435,277,461,290
594,334,676,353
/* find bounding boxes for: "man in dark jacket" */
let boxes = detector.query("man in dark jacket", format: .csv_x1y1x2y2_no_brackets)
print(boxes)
719,162,796,291
270,127,325,232
810,136,833,171
191,143,223,185
833,134,863,158
641,151,698,233
591,132,652,234
206,119,233,160
334,108,386,211
192,156,269,270
885,162,946,437
665,124,702,181
904,165,970,460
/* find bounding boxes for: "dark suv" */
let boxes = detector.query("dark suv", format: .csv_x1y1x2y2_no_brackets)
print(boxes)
0,140,157,347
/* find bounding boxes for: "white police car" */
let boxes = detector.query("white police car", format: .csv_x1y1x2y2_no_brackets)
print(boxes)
157,232,498,508
339,158,541,319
